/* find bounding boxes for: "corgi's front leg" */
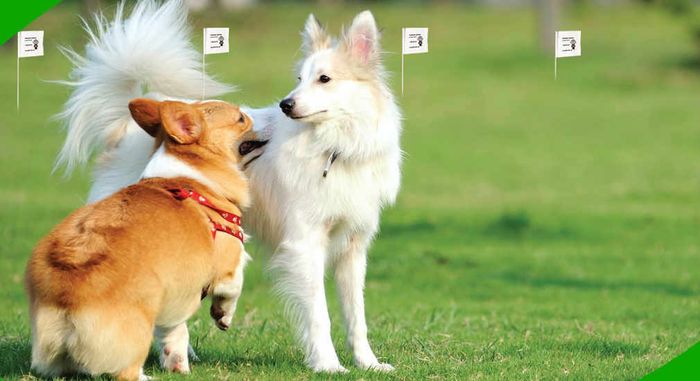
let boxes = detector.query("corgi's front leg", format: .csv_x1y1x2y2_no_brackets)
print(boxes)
209,256,246,330
210,294,238,331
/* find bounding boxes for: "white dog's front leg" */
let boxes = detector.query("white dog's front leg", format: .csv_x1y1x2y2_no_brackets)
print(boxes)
271,235,346,373
154,323,191,374
334,236,394,372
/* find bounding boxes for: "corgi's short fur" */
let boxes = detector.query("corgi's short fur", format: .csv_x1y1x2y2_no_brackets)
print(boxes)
26,99,253,380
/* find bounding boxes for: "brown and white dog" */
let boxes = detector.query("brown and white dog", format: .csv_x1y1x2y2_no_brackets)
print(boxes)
26,99,253,380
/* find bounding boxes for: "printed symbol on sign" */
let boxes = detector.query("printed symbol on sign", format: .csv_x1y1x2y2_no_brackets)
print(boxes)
218,36,224,47
570,38,576,51
417,35,423,47
33,38,39,50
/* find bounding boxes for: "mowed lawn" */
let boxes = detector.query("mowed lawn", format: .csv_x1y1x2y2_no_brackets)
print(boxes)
1,2,699,380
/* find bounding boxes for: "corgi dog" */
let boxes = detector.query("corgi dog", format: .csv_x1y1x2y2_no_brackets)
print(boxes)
26,98,253,381
54,0,401,373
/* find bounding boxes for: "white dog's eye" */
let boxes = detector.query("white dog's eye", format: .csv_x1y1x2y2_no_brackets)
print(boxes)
319,75,331,83
297,76,301,81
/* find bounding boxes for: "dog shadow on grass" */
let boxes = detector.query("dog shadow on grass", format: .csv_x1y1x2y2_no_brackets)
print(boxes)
188,346,305,371
0,337,279,380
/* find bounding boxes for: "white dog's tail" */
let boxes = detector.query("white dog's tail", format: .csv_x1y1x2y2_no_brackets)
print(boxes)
54,0,233,174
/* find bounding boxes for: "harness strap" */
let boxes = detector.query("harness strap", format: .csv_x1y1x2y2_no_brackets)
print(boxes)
168,188,244,243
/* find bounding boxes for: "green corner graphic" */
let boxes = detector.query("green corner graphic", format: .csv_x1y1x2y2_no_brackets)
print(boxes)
0,0,62,45
643,342,700,380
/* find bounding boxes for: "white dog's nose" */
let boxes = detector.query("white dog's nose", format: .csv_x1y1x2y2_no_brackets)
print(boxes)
279,98,295,115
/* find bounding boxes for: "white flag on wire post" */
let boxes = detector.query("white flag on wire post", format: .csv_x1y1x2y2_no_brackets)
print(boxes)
18,31,44,58
402,27,428,55
554,30,581,79
204,27,229,55
202,27,230,99
401,27,428,96
555,30,581,58
17,30,45,110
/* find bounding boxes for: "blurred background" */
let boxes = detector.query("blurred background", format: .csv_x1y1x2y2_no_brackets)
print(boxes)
1,0,699,380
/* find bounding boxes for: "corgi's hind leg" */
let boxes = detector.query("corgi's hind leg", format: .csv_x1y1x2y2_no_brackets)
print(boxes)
67,306,153,379
110,322,152,381
115,362,150,381
155,322,191,373
30,304,79,378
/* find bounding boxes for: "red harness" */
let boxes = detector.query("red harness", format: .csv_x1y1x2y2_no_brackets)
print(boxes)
168,188,244,243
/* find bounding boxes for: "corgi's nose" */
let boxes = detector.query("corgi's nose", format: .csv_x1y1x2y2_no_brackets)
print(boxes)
279,98,295,115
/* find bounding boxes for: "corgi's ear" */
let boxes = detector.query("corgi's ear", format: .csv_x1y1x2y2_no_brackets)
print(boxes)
160,101,203,145
342,10,380,66
128,98,161,137
302,14,330,54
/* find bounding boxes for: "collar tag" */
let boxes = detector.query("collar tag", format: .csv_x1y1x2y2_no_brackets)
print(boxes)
323,151,340,178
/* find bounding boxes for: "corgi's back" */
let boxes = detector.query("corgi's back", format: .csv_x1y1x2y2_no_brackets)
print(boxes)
25,181,213,379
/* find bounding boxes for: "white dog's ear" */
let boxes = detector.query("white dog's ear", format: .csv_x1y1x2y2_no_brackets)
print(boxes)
302,14,330,54
341,10,380,66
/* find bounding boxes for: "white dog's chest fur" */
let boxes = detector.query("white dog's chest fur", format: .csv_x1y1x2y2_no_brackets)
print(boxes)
275,140,385,223
244,107,401,253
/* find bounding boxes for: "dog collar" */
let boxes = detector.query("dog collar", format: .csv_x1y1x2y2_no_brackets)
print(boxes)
322,151,340,178
168,188,244,243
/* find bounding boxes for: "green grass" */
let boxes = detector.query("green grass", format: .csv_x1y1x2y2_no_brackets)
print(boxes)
1,2,700,380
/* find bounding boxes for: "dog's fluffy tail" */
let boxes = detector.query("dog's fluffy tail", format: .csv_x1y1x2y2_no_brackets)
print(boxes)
54,0,233,174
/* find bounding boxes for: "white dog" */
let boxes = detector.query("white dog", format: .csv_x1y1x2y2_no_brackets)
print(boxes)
240,12,402,372
56,0,402,373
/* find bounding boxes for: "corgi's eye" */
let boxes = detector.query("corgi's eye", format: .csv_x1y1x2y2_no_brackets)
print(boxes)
319,75,331,83
238,115,245,123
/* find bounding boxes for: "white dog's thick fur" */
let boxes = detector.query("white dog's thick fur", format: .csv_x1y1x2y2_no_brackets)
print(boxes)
242,13,402,372
55,0,231,201
56,0,401,373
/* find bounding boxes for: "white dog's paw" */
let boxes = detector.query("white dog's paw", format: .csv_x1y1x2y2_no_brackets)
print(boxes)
364,362,395,372
311,363,349,373
308,350,347,373
354,351,395,372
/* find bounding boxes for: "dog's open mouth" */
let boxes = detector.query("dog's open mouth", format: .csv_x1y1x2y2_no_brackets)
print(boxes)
240,140,269,170
239,140,268,156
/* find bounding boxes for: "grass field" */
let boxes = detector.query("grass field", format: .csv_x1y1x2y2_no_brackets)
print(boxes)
1,2,700,380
